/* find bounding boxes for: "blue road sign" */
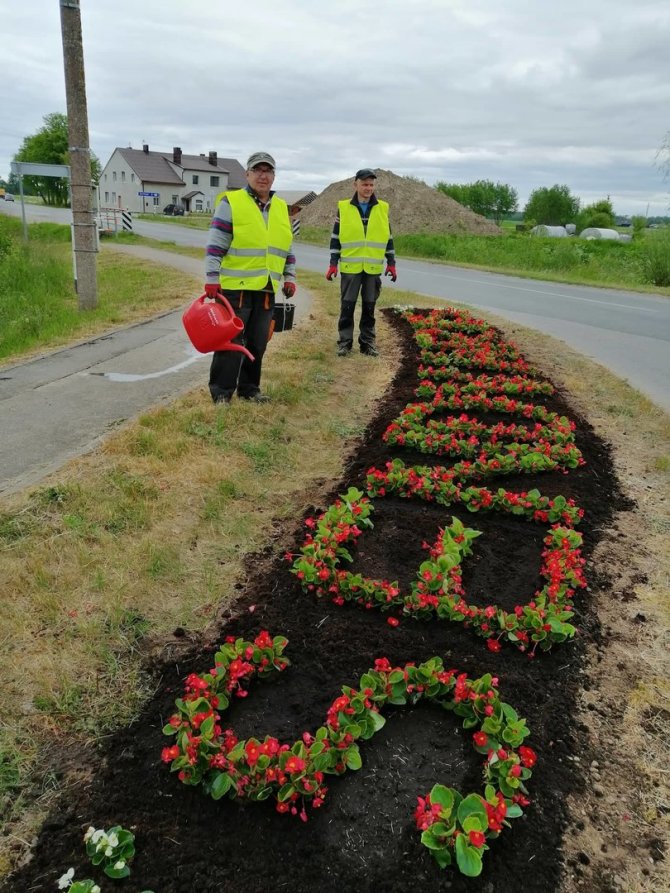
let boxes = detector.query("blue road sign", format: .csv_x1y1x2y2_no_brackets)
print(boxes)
138,191,159,197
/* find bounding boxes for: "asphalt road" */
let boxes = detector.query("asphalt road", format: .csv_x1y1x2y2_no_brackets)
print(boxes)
2,202,669,411
0,238,309,497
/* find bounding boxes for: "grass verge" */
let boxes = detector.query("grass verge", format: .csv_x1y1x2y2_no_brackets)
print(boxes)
0,217,200,363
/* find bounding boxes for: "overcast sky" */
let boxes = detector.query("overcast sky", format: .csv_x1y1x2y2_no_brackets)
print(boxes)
2,0,669,216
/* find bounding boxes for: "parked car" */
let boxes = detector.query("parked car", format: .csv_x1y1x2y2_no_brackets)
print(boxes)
3,193,14,202
162,204,184,216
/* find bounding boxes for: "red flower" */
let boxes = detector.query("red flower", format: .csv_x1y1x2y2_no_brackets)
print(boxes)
473,731,488,747
387,616,400,627
468,830,486,848
519,745,537,768
285,756,306,774
486,638,501,653
161,745,180,763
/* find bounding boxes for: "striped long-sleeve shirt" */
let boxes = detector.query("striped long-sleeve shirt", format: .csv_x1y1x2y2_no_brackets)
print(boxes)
205,186,296,286
329,193,395,268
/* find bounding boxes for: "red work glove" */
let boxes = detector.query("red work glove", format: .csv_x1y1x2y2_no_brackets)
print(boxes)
282,281,296,298
204,283,221,299
325,265,338,281
384,265,397,282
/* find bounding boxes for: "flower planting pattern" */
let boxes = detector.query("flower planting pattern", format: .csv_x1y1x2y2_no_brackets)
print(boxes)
162,632,534,877
164,307,589,877
291,484,585,654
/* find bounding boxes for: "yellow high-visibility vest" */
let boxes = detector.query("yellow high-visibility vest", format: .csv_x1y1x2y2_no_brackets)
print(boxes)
218,190,291,292
339,200,389,275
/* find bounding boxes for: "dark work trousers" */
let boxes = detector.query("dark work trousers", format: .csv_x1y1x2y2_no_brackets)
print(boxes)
209,289,275,401
337,272,382,351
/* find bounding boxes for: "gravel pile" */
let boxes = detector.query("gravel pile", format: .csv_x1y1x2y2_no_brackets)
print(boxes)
301,169,501,236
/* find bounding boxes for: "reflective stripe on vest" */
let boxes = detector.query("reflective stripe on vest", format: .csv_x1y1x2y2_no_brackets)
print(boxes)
218,191,292,292
339,200,390,275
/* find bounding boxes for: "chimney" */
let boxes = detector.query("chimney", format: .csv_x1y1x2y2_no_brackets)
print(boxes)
173,146,182,165
208,151,218,166
142,143,149,154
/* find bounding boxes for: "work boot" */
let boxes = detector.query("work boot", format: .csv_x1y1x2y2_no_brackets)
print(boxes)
240,393,271,403
337,345,351,357
213,394,232,404
360,345,379,357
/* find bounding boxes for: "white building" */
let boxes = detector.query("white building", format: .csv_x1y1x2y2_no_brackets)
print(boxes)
98,145,246,214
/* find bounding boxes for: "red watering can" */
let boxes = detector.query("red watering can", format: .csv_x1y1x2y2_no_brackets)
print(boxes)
182,293,254,361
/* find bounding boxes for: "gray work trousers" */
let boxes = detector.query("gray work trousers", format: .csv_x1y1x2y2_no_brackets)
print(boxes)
337,272,381,350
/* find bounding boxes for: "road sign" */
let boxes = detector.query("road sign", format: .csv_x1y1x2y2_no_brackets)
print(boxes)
11,161,71,178
138,191,159,197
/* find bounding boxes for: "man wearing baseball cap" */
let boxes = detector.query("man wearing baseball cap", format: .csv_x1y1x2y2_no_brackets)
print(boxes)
204,152,297,403
325,168,396,357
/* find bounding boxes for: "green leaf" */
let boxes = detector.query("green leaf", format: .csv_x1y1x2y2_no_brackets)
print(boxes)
421,830,443,851
433,848,452,869
462,815,485,833
368,710,386,732
277,783,295,802
429,784,455,812
345,747,362,770
457,793,488,828
210,772,233,800
104,864,131,880
455,834,483,877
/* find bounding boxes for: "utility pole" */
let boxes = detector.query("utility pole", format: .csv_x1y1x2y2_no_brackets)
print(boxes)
59,0,98,309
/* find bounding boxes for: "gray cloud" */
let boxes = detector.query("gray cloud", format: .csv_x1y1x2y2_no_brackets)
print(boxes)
2,0,668,215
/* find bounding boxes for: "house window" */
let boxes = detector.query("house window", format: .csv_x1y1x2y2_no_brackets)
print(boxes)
131,173,135,182
193,175,199,185
104,174,107,182
195,200,203,211
105,192,109,203
210,176,219,187
113,171,117,181
121,171,126,182
153,196,160,207
112,192,116,204
172,195,178,204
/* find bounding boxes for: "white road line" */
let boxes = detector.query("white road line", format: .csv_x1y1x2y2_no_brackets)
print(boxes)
410,269,659,312
88,350,205,383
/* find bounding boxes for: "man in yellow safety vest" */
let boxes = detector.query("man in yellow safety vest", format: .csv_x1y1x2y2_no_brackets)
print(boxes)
325,169,396,357
204,152,296,404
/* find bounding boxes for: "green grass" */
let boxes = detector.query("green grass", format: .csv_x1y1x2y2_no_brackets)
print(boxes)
0,217,200,361
297,223,670,295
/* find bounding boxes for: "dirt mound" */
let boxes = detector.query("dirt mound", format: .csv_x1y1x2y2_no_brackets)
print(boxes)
301,169,501,236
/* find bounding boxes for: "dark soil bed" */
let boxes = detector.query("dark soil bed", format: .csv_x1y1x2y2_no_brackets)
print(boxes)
5,310,629,893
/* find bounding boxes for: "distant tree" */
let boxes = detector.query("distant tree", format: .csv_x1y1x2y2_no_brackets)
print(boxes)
436,179,518,223
575,198,615,232
436,181,469,206
631,215,648,236
523,185,580,225
13,112,101,206
489,181,518,224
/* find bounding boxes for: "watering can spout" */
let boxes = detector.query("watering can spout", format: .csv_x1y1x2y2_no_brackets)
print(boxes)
182,293,255,361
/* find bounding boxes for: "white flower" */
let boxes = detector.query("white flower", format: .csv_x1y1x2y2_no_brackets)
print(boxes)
57,867,75,890
107,832,119,848
90,829,105,844
104,846,113,857
92,886,101,893
113,860,126,870
83,826,96,843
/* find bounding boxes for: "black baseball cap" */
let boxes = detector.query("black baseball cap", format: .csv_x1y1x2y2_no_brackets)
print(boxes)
355,168,377,180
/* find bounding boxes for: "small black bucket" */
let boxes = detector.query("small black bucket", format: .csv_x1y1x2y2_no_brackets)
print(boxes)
272,301,295,332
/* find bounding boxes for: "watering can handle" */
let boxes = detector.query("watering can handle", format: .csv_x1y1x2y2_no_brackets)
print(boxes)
209,293,255,362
